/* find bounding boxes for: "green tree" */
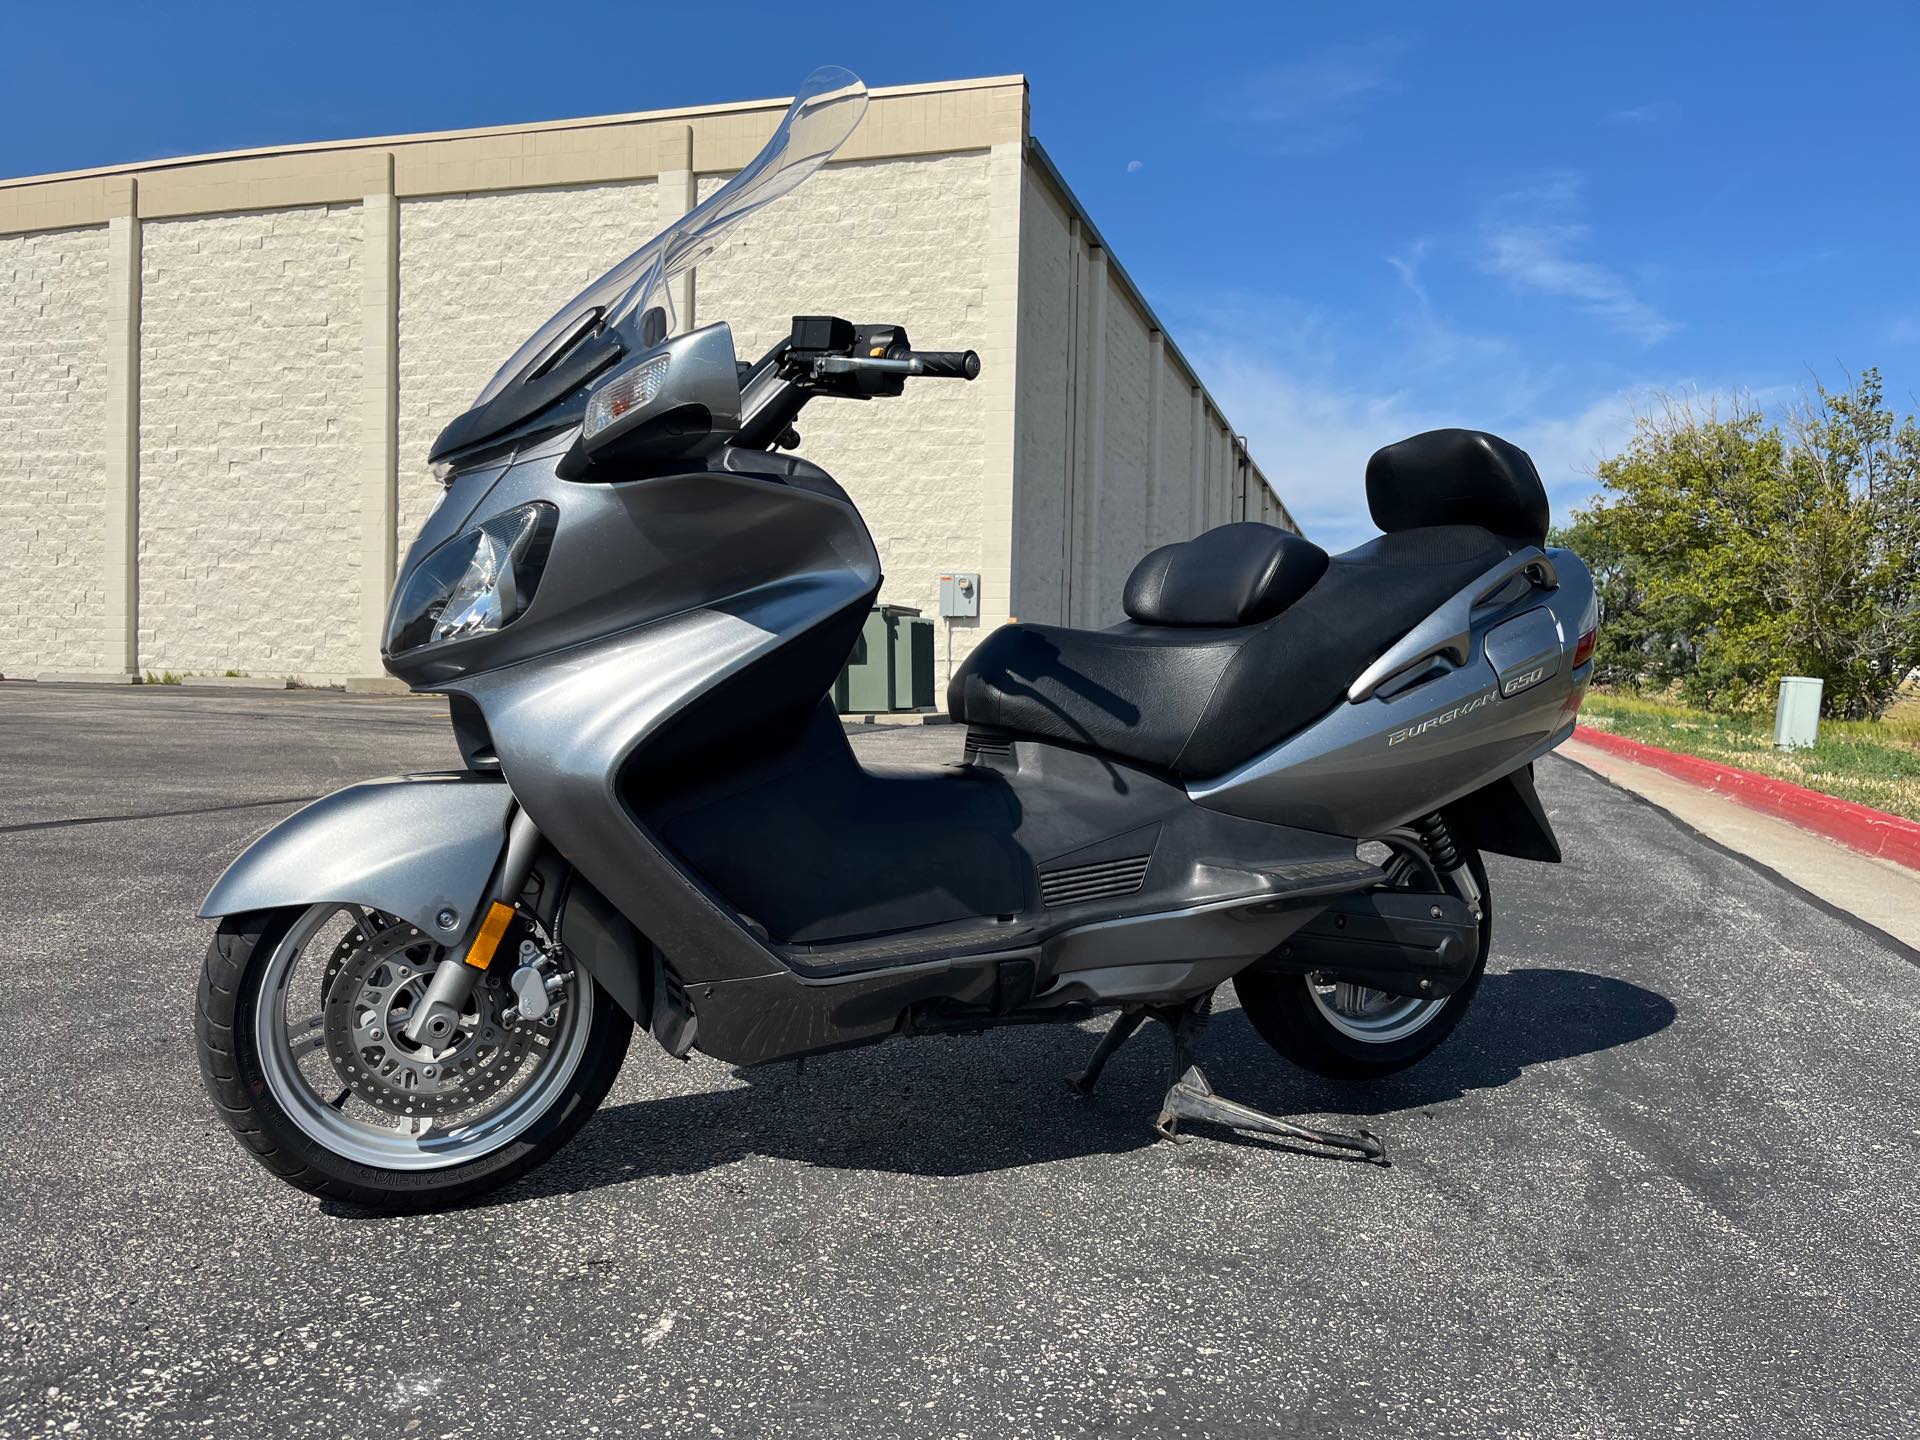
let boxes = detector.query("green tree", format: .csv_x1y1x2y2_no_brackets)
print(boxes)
1783,372,1920,716
1565,372,1920,719
1548,508,1696,688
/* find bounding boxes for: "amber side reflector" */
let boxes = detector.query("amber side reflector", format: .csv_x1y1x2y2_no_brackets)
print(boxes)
463,901,517,970
1573,627,1597,668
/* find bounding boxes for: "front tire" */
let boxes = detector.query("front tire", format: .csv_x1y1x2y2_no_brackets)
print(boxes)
197,903,631,1210
1236,846,1491,1080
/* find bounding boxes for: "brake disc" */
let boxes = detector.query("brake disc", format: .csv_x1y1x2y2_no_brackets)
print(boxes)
320,917,543,1119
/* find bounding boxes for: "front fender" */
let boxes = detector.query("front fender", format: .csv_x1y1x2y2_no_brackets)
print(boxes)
199,773,513,946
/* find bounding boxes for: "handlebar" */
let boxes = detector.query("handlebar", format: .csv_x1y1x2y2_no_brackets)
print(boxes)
737,328,981,452
811,350,981,381
914,350,981,380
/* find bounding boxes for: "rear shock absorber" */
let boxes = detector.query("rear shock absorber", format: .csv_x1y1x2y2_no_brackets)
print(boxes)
1414,812,1461,871
1414,811,1482,921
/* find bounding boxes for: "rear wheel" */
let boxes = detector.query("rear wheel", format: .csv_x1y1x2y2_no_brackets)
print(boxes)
197,898,631,1210
1236,837,1491,1080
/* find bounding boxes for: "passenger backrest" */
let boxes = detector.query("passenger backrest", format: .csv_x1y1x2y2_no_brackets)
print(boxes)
1122,522,1329,627
1365,429,1549,546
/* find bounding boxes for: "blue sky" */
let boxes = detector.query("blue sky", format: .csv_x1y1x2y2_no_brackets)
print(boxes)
6,2,1917,547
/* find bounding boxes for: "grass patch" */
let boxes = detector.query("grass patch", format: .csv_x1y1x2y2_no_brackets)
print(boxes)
1580,689,1920,822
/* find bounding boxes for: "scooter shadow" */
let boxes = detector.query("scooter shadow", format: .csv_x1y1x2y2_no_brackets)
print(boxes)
488,966,1675,1203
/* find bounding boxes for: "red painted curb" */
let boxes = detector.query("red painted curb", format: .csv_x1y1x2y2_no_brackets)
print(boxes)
1570,725,1920,872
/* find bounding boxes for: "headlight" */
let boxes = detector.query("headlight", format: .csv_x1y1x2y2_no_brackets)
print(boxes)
385,502,556,656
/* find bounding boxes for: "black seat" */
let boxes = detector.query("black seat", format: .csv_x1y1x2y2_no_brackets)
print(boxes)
948,428,1549,779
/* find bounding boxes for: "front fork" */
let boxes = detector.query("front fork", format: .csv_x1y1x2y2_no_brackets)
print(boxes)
404,805,543,1046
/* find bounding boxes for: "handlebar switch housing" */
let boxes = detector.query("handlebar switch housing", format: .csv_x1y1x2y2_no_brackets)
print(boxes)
785,315,911,398
788,314,857,354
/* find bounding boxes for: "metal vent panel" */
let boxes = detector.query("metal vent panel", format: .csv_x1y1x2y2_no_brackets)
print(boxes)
1039,855,1151,908
964,729,1015,760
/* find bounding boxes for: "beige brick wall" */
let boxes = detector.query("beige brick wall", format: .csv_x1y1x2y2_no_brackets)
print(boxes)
396,180,658,545
694,153,997,663
0,224,110,675
1095,290,1155,622
1154,357,1196,548
0,81,1292,686
137,204,365,677
1013,154,1271,630
1011,169,1073,625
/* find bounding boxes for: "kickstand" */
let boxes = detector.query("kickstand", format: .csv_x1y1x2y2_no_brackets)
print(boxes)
1065,1008,1147,1096
1068,992,1389,1167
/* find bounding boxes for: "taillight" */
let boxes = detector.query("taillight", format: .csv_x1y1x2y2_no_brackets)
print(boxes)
1572,627,1597,668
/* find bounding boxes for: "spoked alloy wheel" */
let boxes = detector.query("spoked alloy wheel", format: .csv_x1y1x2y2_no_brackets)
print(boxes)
1307,975,1447,1045
199,898,631,1209
1236,833,1491,1080
259,903,593,1167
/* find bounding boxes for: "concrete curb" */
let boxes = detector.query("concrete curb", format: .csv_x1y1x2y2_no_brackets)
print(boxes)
1572,724,1920,872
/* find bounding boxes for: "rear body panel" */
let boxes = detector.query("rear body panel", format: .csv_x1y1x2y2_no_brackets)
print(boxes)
1187,549,1594,836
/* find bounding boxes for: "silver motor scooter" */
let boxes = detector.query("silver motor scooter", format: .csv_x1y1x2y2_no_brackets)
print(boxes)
196,68,1597,1209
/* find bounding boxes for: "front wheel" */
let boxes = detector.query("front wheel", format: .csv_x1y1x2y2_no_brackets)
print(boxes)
197,900,631,1210
1236,840,1491,1080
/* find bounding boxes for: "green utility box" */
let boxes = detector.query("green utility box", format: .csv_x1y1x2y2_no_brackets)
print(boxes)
835,605,936,714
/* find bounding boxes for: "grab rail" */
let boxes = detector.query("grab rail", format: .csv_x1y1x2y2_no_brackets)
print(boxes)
1346,547,1558,704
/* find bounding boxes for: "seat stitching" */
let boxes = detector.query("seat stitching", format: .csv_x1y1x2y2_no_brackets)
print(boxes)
1167,640,1246,775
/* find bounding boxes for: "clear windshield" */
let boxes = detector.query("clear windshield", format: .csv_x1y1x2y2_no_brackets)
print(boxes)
470,66,868,408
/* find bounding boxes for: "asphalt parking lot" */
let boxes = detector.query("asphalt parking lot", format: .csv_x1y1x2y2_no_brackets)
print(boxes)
2,682,1917,1439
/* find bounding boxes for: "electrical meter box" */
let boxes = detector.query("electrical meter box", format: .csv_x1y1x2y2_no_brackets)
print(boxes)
938,572,980,619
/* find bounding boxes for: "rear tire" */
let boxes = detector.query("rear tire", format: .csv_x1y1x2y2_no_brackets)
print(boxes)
1236,847,1491,1080
197,905,632,1211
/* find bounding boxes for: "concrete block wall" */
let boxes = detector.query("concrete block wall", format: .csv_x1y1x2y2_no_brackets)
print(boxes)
1008,169,1074,628
137,204,365,678
1011,145,1292,632
1095,286,1155,622
1153,350,1197,547
0,225,109,674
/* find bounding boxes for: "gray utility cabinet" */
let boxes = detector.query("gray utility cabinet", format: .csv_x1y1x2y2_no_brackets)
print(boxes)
834,605,936,713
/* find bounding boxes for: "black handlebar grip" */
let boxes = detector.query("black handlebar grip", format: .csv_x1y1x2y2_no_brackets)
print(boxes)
917,350,981,380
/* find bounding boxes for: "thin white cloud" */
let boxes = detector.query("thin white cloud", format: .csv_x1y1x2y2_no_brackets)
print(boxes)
1605,100,1679,126
1509,392,1649,521
1238,38,1407,154
1171,282,1663,548
1891,314,1920,345
1383,241,1519,377
1385,240,1430,307
1482,176,1678,345
1199,350,1652,548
